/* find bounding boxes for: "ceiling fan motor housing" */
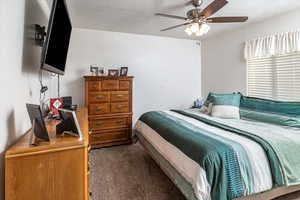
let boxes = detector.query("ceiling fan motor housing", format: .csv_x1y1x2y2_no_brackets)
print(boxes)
187,9,203,20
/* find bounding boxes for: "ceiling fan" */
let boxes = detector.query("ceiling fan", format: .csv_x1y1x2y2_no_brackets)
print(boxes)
156,0,248,37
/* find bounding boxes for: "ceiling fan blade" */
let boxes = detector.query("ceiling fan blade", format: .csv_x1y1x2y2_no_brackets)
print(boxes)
207,16,248,23
155,13,187,20
160,22,191,32
200,0,228,18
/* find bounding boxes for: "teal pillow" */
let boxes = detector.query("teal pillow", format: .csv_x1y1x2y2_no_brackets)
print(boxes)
240,96,300,127
240,108,300,128
240,96,300,117
210,93,241,119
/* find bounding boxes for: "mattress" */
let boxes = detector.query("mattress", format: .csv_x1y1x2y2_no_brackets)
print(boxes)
134,109,300,200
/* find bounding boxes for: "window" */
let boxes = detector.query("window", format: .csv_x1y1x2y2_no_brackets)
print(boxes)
247,52,300,101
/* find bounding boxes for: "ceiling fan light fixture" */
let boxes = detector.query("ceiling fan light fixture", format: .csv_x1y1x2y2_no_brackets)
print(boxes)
184,22,211,37
185,26,193,35
190,23,200,32
199,23,211,35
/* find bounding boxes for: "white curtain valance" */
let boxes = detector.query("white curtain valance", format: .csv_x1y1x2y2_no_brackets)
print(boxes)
244,30,300,60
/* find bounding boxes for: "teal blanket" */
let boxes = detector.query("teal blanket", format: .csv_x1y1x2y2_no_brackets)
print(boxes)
139,109,300,200
175,110,300,186
139,111,245,200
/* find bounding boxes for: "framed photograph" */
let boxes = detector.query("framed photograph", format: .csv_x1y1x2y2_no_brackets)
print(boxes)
26,104,50,142
58,108,83,140
90,66,99,76
108,69,119,77
120,67,128,76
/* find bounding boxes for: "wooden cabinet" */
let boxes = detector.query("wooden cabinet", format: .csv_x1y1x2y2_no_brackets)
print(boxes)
5,109,90,200
84,76,133,148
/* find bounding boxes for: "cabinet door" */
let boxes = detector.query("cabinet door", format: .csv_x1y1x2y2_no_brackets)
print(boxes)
5,148,86,200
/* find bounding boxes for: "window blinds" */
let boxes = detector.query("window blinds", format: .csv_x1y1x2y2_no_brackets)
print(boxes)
247,52,300,101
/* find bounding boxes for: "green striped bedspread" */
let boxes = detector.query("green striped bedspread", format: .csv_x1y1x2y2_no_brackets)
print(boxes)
135,109,300,200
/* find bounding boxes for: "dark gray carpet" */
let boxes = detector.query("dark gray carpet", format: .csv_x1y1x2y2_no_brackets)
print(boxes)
89,143,300,200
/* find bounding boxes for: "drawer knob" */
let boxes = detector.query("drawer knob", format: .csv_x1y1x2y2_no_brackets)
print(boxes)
115,95,125,98
95,122,104,126
95,107,103,111
96,95,105,99
116,120,124,124
117,105,125,109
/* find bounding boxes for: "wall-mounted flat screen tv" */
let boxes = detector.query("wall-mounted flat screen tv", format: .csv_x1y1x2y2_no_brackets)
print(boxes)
41,0,72,75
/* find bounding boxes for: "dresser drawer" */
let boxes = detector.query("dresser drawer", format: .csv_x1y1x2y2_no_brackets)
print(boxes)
102,80,119,90
90,130,129,144
110,91,129,102
119,80,130,90
89,92,109,103
89,103,110,115
111,102,129,113
88,81,101,91
90,117,128,131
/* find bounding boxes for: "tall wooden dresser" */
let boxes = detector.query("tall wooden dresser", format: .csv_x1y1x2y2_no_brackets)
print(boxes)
84,76,133,148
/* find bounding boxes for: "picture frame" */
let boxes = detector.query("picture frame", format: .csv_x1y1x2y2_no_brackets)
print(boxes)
108,69,119,77
58,108,83,140
120,67,128,76
90,66,99,76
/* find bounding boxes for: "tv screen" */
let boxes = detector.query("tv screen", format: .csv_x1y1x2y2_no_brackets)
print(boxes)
41,0,72,75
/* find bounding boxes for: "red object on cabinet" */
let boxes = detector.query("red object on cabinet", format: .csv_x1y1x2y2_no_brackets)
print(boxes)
50,98,63,117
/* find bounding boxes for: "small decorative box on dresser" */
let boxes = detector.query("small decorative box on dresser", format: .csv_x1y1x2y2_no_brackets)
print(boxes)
84,76,134,148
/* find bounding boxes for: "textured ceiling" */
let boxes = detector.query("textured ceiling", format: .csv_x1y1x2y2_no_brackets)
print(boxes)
65,0,300,40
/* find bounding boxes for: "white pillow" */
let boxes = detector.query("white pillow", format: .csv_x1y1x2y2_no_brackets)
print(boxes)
211,105,240,119
210,93,241,119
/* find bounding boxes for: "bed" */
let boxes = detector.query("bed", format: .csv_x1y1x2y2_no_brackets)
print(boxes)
134,100,300,200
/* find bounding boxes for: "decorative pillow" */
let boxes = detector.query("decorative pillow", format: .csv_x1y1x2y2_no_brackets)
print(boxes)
210,93,241,119
240,96,300,117
240,96,300,127
240,108,300,128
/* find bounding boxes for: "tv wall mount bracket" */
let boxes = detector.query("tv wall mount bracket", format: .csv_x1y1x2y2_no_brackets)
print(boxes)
35,24,46,47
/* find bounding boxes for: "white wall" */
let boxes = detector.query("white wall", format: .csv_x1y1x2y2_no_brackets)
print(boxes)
0,1,55,198
201,9,300,97
0,1,200,196
62,29,202,122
